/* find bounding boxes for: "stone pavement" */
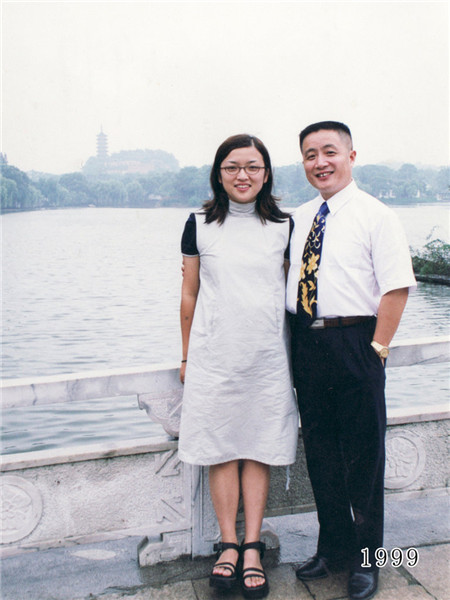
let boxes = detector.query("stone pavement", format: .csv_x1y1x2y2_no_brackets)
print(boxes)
1,494,449,600
82,544,450,600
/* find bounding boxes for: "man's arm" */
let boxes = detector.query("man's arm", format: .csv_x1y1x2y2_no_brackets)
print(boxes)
373,287,409,347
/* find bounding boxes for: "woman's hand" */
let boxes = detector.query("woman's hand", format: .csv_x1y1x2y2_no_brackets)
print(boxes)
180,360,187,384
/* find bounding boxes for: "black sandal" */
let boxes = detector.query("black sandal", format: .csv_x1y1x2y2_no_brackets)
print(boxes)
240,541,269,599
209,541,240,590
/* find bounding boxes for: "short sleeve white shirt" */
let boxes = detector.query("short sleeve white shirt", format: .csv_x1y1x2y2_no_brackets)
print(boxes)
286,180,417,317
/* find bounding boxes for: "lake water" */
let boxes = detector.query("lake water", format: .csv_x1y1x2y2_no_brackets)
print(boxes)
1,204,449,454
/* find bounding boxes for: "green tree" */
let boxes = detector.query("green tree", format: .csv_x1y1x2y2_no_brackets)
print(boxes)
26,186,45,209
0,165,32,208
354,165,395,199
92,181,109,207
36,178,71,207
92,180,126,206
1,177,19,209
398,163,419,179
169,166,210,205
273,164,313,205
434,167,450,194
126,181,145,206
59,173,94,206
106,180,127,206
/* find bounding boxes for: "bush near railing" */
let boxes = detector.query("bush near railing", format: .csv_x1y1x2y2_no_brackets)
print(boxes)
411,238,450,277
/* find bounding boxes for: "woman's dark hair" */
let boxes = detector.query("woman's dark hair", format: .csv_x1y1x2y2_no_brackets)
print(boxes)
202,134,290,224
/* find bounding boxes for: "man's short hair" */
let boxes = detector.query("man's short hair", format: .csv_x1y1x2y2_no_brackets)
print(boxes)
299,121,353,151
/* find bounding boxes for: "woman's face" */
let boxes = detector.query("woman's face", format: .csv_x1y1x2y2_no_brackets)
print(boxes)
218,146,268,204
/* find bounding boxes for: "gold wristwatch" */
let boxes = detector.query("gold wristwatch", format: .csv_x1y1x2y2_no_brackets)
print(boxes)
371,341,389,359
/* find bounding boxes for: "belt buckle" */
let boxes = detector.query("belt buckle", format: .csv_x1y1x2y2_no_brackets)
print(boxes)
310,319,325,329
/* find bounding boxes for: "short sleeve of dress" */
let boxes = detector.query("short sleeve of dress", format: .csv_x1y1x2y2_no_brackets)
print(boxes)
181,213,199,256
284,216,294,261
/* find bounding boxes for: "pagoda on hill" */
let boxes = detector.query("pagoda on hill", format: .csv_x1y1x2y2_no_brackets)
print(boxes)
83,128,179,175
96,128,108,160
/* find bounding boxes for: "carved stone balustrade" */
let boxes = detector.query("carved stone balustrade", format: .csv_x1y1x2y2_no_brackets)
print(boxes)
1,336,449,565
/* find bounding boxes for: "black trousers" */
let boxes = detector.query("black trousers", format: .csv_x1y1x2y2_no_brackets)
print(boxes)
290,316,386,572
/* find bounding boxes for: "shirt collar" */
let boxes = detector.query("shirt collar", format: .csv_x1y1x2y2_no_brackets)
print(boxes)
320,180,356,215
228,198,256,216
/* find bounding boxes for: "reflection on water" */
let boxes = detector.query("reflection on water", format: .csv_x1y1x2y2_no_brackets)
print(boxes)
387,363,449,409
395,282,450,339
386,281,449,416
0,396,152,455
1,208,190,380
1,206,449,454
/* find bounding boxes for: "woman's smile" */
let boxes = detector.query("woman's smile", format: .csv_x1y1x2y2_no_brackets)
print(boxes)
219,146,268,204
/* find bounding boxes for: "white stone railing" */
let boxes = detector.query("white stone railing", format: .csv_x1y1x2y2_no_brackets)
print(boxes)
0,336,449,563
1,336,449,435
0,361,184,437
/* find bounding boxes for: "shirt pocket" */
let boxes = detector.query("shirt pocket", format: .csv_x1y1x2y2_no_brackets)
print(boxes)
331,239,371,271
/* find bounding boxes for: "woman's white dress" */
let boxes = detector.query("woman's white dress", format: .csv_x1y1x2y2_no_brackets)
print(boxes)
178,200,298,466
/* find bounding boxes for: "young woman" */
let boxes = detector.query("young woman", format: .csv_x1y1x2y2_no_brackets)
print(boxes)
178,134,298,599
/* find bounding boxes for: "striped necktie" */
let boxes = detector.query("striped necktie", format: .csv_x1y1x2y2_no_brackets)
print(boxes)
296,201,330,326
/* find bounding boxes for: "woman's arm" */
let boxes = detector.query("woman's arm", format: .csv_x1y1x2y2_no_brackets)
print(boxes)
284,259,290,281
180,255,200,383
284,216,294,281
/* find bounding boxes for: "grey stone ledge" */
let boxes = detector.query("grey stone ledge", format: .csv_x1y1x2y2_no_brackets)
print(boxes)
1,403,448,472
0,435,177,471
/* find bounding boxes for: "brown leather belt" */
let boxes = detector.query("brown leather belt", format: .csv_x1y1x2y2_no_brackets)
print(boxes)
309,316,375,329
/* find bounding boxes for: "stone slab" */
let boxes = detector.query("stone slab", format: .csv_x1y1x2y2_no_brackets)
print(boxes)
402,543,450,600
301,569,349,600
192,564,313,600
264,493,450,566
1,489,448,600
0,537,144,600
75,581,199,600
302,564,410,600
372,587,435,600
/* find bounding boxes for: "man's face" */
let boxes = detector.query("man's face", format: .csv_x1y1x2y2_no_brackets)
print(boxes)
301,129,356,200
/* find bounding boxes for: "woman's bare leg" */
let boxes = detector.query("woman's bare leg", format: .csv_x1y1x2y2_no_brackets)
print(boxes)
241,459,270,588
209,460,240,576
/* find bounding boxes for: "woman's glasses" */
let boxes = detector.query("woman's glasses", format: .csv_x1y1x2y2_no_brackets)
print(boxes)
220,165,267,176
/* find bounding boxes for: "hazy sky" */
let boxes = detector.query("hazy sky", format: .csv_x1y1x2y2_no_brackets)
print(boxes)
2,1,449,174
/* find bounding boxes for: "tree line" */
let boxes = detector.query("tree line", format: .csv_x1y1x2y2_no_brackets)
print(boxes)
1,160,449,212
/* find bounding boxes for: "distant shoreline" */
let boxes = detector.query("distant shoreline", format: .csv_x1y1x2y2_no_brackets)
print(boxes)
414,273,450,286
2,198,449,216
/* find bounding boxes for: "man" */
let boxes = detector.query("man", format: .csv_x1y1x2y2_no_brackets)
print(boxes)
286,121,416,600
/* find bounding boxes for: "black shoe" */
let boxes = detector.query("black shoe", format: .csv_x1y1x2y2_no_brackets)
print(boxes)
240,541,269,599
296,554,348,581
348,571,378,600
295,555,331,580
209,541,240,590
